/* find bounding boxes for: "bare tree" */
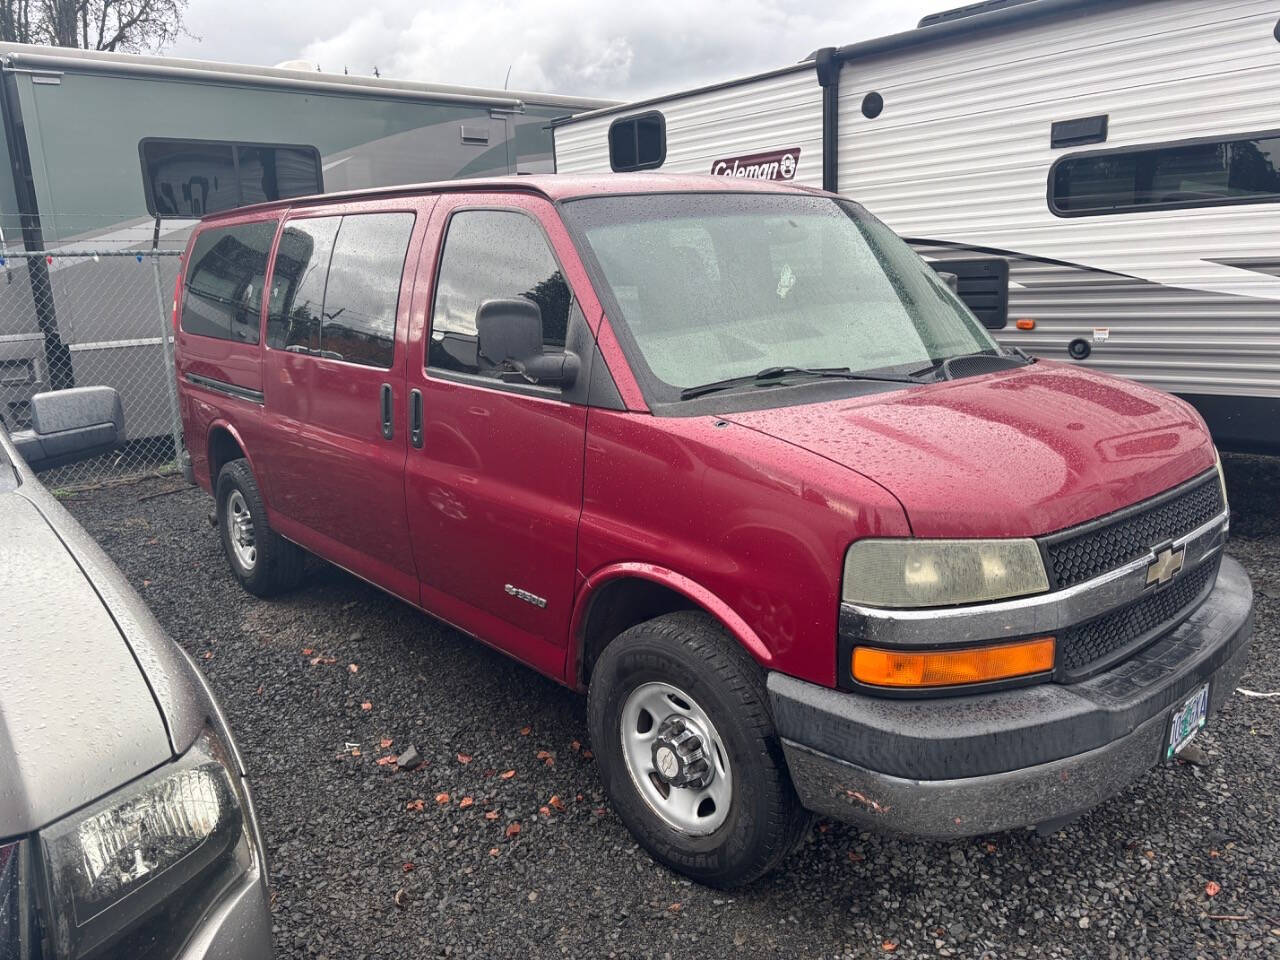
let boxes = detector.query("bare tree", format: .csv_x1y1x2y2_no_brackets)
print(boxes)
0,0,188,52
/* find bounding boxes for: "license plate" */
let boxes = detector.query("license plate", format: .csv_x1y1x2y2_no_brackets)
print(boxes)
1167,682,1210,760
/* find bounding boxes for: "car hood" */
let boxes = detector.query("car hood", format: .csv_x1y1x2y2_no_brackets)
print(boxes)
721,363,1216,538
0,491,172,838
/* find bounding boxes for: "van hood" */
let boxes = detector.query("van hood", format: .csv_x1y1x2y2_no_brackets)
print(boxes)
0,490,172,838
721,363,1216,538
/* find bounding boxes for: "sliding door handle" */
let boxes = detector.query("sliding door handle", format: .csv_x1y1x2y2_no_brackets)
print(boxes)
409,388,423,448
380,383,393,440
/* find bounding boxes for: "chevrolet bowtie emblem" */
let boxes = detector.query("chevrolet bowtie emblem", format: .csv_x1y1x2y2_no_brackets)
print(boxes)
1145,544,1186,588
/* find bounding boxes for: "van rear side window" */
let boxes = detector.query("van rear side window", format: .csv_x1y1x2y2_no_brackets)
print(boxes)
267,212,414,368
182,220,278,344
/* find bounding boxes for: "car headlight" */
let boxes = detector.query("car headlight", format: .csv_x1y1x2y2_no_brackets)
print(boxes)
39,727,248,960
843,538,1049,608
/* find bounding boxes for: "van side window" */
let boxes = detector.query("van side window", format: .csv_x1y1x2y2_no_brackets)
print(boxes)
321,213,415,368
428,210,571,378
181,220,277,344
268,216,340,353
267,212,414,369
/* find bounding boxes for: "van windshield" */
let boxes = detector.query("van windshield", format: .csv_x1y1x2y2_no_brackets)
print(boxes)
561,193,1000,402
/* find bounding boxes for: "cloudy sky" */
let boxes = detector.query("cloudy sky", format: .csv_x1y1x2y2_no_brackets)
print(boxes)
166,0,943,100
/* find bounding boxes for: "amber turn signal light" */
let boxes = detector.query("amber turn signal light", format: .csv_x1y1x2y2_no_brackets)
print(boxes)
852,637,1055,688
1015,318,1036,330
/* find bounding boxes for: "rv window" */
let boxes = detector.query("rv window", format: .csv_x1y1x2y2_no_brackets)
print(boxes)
143,138,322,217
428,210,571,378
1051,132,1280,216
181,220,278,343
608,113,666,172
320,213,415,368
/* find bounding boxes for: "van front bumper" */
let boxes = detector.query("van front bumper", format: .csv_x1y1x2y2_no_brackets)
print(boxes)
768,555,1253,838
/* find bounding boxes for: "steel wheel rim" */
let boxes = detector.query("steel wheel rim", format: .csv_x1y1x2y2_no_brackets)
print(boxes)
226,489,257,570
619,681,732,836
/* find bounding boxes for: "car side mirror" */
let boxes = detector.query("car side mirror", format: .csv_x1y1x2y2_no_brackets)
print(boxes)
8,386,123,473
475,297,579,388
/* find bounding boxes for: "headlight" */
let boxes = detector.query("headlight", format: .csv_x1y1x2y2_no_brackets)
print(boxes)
40,727,247,960
843,538,1049,608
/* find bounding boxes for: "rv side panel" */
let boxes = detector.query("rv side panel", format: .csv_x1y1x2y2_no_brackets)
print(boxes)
835,0,1280,411
554,67,823,186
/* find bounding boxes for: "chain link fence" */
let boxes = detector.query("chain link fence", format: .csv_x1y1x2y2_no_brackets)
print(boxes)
0,220,186,490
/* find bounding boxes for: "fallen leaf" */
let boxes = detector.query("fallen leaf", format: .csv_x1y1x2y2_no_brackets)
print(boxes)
536,750,554,766
985,843,998,853
881,940,898,953
361,702,372,711
1206,881,1222,897
570,740,581,751
350,747,361,757
1145,850,1156,859
202,651,213,660
406,799,424,812
302,647,314,656
380,738,393,749
459,796,474,809
1209,849,1221,858
581,749,594,760
539,806,550,817
668,902,681,912
549,795,565,811
348,663,359,673
489,847,500,856
394,888,408,909
505,821,521,838
142,579,152,587
593,807,607,816
848,851,865,862
402,862,415,873
310,655,336,666
500,769,516,780
376,754,398,766
435,792,451,805
519,726,531,736
484,810,500,821
457,753,472,764
256,684,264,697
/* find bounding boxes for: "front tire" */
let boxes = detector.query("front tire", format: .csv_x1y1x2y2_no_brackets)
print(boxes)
215,458,304,597
587,611,811,887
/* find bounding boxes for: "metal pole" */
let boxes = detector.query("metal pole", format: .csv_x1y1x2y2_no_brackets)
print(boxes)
149,216,185,478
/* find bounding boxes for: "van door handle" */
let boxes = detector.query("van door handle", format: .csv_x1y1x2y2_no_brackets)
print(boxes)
380,383,394,440
409,388,423,448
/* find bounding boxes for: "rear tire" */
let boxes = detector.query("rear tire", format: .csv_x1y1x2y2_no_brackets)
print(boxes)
215,458,304,597
587,610,811,887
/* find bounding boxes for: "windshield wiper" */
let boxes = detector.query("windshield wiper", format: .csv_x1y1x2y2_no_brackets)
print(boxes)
679,365,920,401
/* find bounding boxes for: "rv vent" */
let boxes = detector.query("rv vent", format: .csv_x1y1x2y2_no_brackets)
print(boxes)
918,0,1037,28
928,257,1009,329
1051,114,1107,148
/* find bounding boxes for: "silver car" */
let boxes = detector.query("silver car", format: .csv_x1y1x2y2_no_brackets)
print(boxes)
0,388,272,959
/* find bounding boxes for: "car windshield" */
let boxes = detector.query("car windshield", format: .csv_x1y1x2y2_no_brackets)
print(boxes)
561,193,1000,401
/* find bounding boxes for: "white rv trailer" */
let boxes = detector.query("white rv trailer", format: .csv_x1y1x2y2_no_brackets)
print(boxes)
552,0,1280,451
0,44,612,443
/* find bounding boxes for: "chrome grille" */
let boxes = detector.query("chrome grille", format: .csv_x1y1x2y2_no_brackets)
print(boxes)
1043,474,1223,590
1058,557,1219,680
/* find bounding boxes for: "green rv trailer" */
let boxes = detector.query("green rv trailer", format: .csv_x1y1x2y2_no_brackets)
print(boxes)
0,43,612,448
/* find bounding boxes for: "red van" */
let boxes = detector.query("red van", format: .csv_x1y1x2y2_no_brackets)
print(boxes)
174,175,1252,887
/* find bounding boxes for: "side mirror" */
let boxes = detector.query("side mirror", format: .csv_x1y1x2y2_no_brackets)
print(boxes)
475,298,579,388
9,386,123,473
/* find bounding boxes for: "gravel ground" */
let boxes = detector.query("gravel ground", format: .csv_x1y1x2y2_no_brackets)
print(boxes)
65,455,1280,960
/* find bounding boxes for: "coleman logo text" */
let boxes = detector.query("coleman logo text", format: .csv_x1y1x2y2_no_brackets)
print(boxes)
710,148,800,182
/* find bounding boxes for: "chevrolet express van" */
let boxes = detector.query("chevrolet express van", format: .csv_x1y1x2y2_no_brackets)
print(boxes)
174,175,1253,887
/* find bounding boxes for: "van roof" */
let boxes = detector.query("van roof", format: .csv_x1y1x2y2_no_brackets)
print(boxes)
199,173,831,221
